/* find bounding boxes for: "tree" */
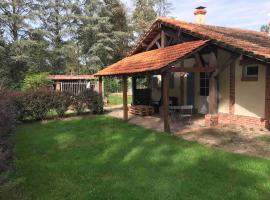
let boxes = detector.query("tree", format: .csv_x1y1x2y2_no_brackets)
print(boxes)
0,0,34,88
261,24,269,33
78,0,117,73
35,0,74,73
101,0,130,62
132,0,157,38
0,0,33,42
0,34,11,88
154,0,172,17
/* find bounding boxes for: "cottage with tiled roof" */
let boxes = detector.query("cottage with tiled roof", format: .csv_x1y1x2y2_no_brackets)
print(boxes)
95,6,270,132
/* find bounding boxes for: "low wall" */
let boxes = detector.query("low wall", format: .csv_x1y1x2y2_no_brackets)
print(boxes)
205,113,268,129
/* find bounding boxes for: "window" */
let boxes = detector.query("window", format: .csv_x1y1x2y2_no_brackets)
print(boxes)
200,72,209,96
242,65,258,81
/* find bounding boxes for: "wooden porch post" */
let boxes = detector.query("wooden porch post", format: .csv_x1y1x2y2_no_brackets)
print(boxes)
132,77,136,105
208,51,218,115
98,77,103,96
122,76,128,120
209,76,218,114
162,71,171,133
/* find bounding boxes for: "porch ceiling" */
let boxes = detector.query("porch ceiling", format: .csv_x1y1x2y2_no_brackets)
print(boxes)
94,40,209,77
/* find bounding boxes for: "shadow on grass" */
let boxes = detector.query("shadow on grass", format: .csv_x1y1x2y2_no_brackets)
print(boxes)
11,116,270,200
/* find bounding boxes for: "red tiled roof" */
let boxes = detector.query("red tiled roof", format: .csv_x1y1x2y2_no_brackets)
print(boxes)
48,75,95,80
131,17,270,62
95,40,208,76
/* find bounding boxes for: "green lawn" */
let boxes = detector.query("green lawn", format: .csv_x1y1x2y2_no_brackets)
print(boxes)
107,93,132,105
8,116,270,199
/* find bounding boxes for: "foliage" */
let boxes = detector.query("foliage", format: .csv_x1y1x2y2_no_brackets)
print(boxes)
0,95,17,137
104,77,121,96
0,0,132,88
9,116,270,199
22,72,52,91
21,89,54,120
71,94,87,115
260,24,269,33
132,0,157,37
52,91,72,118
91,93,104,114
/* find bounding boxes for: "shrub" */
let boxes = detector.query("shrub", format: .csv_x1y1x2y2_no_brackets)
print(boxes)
22,72,52,91
71,94,87,115
92,94,103,114
1,90,25,121
53,92,72,117
0,97,17,138
21,89,54,120
82,89,103,114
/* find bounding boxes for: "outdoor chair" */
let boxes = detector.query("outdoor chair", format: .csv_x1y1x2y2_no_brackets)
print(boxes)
169,105,193,124
179,105,193,124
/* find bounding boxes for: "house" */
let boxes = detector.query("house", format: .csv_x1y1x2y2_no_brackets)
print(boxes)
95,6,270,132
48,75,101,95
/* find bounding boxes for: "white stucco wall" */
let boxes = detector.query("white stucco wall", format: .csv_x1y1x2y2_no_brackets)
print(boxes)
234,60,266,118
217,49,231,114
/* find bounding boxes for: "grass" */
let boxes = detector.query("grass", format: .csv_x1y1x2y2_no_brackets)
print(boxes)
107,93,132,105
7,116,270,200
257,135,270,143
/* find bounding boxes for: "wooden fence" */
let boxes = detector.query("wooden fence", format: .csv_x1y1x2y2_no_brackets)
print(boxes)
59,81,98,95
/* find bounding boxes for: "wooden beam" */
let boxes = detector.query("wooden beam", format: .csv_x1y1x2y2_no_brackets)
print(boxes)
155,41,161,48
211,54,239,77
180,76,184,105
161,30,166,48
122,76,128,120
146,33,161,51
209,77,218,114
98,77,103,96
169,66,215,73
162,71,171,133
208,52,219,115
194,53,204,68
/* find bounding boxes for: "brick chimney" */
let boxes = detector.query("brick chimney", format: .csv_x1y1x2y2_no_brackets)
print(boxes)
194,6,207,24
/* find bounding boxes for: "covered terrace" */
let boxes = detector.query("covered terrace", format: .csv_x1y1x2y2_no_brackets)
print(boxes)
95,40,222,133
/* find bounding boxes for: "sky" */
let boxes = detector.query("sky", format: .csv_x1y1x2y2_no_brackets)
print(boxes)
121,0,270,31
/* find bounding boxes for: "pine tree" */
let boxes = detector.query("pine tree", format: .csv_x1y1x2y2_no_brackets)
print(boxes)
132,0,157,38
0,0,33,42
0,0,34,87
35,0,74,73
102,0,130,62
78,0,117,73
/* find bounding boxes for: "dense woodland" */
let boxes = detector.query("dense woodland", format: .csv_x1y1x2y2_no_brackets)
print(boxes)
0,0,172,89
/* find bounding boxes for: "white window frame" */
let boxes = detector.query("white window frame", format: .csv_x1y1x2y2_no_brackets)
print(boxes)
244,65,259,78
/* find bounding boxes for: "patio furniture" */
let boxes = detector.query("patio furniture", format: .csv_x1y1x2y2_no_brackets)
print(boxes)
129,105,154,116
169,105,193,123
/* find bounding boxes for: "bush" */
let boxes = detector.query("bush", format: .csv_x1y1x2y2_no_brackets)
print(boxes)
0,97,17,138
52,92,72,117
1,90,24,121
21,89,54,120
71,94,87,115
82,89,103,114
22,72,52,91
